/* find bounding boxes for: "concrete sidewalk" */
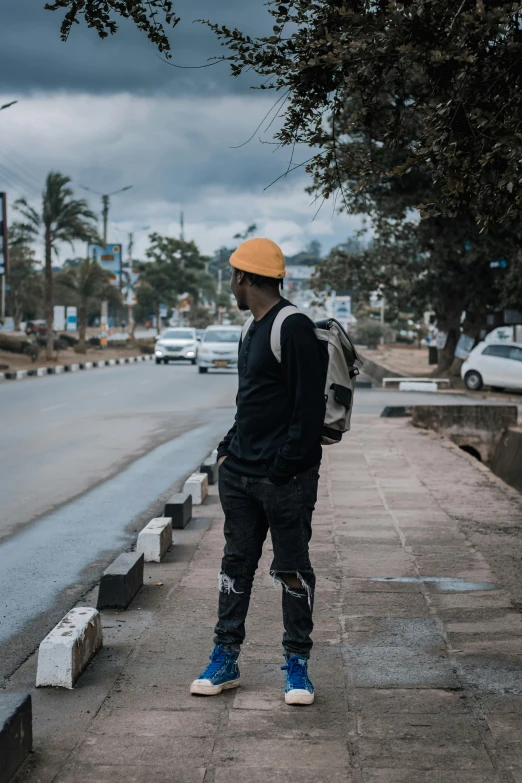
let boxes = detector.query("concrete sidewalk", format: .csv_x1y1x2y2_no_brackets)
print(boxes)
8,417,522,782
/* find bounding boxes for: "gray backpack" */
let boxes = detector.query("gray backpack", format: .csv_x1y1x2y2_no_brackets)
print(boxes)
241,306,362,445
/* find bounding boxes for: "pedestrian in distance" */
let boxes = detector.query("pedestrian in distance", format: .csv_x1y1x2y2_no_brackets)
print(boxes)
190,237,328,705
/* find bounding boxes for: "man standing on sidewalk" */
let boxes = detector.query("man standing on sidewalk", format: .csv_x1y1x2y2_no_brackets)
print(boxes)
190,238,327,705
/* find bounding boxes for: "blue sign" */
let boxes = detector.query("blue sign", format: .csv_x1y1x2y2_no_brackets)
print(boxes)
88,243,123,286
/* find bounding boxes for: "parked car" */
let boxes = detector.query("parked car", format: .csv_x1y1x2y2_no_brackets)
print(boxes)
154,327,198,365
197,325,242,374
25,320,48,337
461,341,522,391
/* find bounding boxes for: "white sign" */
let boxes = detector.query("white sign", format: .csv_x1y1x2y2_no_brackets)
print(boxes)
54,305,65,331
66,306,77,333
334,295,352,329
436,331,447,349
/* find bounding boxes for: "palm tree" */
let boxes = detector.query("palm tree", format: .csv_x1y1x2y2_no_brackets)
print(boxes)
15,172,99,359
56,258,121,352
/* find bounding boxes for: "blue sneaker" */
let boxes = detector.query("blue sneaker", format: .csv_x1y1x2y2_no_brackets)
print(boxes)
190,644,240,696
281,655,315,705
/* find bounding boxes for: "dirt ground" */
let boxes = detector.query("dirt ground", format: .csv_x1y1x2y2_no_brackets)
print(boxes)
361,343,522,404
0,342,152,372
361,343,433,377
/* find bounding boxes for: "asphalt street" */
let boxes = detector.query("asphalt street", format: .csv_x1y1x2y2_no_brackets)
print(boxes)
0,362,519,684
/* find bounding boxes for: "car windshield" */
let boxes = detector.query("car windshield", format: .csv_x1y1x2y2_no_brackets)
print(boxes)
203,329,241,343
161,330,193,340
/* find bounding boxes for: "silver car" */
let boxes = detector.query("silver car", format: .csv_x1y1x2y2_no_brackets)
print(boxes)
155,328,198,365
197,325,242,374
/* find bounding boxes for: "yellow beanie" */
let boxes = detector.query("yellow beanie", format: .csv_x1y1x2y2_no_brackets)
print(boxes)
229,238,286,279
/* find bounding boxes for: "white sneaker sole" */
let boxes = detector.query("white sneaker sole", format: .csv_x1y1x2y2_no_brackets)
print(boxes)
285,689,315,705
190,679,240,696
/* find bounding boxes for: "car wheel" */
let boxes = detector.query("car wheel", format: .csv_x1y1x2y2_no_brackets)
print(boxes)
464,370,483,391
155,358,162,365
198,367,208,374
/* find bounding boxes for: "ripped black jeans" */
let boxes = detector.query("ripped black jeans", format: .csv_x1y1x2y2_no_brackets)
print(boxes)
213,463,319,658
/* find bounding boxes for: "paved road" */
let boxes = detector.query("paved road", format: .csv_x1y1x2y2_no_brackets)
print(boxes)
0,362,238,681
0,362,239,540
0,364,519,683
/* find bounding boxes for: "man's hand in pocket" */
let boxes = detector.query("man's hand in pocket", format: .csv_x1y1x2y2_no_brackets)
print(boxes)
217,455,228,468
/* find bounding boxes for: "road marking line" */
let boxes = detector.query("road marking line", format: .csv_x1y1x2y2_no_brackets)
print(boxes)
40,404,66,412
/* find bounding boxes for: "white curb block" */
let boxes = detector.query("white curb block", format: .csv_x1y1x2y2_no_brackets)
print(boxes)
69,363,80,372
107,359,116,366
55,365,64,374
36,367,47,377
136,517,172,562
183,472,208,505
36,607,103,689
82,362,93,369
399,381,438,393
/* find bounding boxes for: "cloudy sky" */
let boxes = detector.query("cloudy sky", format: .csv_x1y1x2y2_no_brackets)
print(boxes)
0,0,361,261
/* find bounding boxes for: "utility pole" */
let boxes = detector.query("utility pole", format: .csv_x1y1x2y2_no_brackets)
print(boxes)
79,184,133,247
179,208,185,242
0,192,8,321
79,184,132,332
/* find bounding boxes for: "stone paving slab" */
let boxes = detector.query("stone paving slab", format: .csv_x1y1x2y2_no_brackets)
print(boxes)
6,416,522,782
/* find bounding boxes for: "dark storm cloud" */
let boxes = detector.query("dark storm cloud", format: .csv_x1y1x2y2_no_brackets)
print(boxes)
0,0,269,95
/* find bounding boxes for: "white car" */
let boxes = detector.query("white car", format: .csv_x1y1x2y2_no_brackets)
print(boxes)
155,328,198,365
461,341,522,391
197,325,242,374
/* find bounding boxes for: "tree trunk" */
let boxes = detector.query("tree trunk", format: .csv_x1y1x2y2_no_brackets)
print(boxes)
449,310,486,376
14,303,22,332
77,300,87,353
435,303,463,374
44,231,54,361
155,302,162,334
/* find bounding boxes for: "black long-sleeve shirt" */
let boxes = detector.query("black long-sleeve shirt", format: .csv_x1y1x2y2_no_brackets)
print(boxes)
217,298,327,485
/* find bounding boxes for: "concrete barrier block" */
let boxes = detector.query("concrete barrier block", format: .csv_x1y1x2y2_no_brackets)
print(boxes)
0,693,32,783
200,456,218,485
48,365,64,375
97,552,144,610
64,363,80,372
183,472,208,505
93,360,105,368
107,359,116,366
164,492,192,529
36,607,102,689
116,358,125,365
80,362,93,369
5,370,27,380
127,357,136,364
136,517,172,562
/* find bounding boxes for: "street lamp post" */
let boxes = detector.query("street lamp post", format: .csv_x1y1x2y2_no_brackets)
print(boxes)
79,184,133,246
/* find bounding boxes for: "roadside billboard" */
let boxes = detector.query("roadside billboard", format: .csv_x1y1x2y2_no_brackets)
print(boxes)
54,305,65,331
66,306,77,332
88,243,122,286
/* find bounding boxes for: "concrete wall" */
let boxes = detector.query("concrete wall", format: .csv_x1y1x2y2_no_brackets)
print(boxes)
490,428,522,493
412,404,519,463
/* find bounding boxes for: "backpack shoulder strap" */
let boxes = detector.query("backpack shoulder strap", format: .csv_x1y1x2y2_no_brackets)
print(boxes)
270,305,314,363
241,315,255,343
